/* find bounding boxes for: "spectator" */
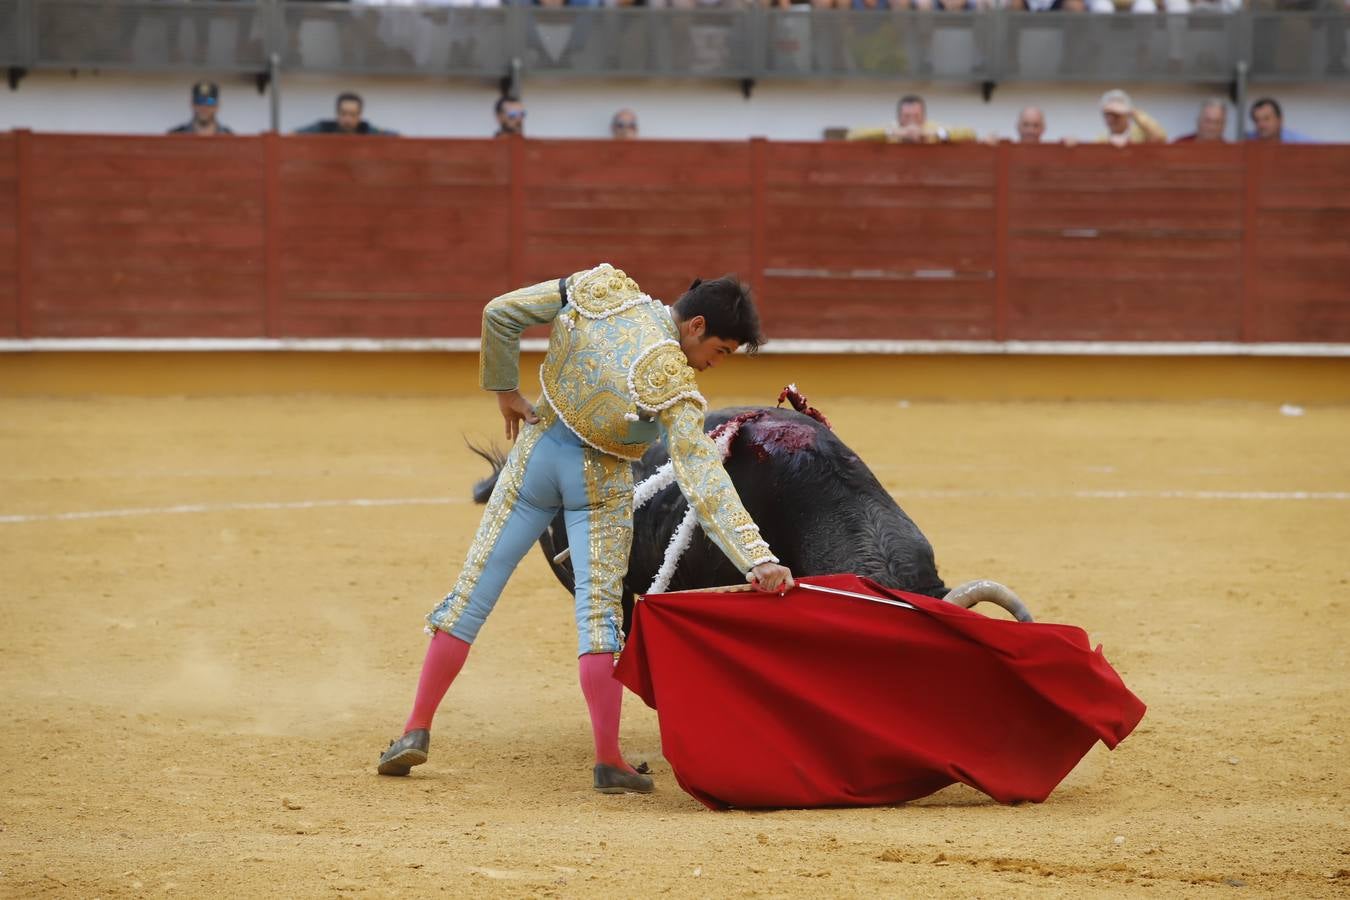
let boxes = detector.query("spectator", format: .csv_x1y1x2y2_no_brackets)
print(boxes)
296,93,398,136
845,94,977,144
1016,106,1046,143
495,95,526,138
1097,89,1167,146
1087,0,1190,10
610,108,639,140
167,82,233,136
1247,97,1315,143
1173,98,1229,143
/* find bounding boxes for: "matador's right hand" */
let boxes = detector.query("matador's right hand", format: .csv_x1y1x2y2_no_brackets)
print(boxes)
497,389,539,442
749,562,794,595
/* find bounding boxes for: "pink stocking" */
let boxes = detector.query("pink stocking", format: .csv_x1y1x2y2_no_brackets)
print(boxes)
403,630,471,733
578,652,633,773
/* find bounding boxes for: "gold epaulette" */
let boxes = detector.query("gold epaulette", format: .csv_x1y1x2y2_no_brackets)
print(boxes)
629,341,706,415
567,263,648,319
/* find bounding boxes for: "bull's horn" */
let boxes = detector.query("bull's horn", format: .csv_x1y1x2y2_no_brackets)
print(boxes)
553,547,571,565
943,579,1034,623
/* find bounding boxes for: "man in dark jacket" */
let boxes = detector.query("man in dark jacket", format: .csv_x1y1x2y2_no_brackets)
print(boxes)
296,92,398,135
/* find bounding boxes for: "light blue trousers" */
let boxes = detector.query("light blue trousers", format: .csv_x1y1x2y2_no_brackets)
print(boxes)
426,413,633,656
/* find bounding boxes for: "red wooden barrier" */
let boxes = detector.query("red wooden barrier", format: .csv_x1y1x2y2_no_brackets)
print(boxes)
1005,143,1245,342
1,134,18,338
2,134,1348,345
275,135,511,338
24,133,267,338
521,139,754,306
1247,143,1350,343
760,141,996,341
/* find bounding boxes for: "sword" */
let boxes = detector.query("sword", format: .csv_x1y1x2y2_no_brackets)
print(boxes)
646,580,916,611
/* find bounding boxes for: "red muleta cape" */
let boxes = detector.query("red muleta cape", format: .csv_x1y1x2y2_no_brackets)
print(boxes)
614,574,1146,810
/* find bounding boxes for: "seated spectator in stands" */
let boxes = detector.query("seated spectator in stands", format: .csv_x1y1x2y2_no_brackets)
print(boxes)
611,109,639,140
1087,0,1190,10
1173,98,1229,143
845,94,977,144
1097,89,1167,146
1016,106,1046,143
495,96,526,138
168,82,233,136
1247,97,1315,143
296,93,398,136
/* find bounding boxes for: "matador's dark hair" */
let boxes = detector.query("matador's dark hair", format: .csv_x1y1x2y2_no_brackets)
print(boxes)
672,276,764,354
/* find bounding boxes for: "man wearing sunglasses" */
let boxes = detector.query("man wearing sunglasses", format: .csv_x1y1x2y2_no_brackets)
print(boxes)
495,95,526,137
610,109,638,140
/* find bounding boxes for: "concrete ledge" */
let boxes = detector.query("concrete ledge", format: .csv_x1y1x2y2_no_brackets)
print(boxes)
3,338,1350,357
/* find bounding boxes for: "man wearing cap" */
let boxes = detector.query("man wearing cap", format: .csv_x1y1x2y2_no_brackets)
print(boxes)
1098,90,1166,146
168,82,233,136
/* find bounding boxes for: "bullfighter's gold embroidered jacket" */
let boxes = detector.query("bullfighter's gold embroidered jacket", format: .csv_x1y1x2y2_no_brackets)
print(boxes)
478,263,777,575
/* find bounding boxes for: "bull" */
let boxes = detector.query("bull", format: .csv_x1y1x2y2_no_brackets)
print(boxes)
471,398,1032,628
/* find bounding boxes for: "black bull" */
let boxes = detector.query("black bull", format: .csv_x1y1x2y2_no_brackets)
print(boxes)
471,407,1032,631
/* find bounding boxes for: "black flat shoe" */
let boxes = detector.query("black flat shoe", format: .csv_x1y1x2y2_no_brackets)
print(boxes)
377,729,430,776
593,762,654,794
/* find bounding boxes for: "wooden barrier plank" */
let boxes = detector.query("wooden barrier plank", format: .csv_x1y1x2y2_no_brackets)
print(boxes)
522,141,752,189
762,141,996,332
30,311,265,338
1247,146,1350,343
34,291,264,314
278,310,485,338
763,275,994,341
1007,278,1241,341
764,143,995,188
280,136,502,163
1008,188,1242,213
278,158,510,187
279,202,510,233
1009,233,1240,257
274,139,511,338
521,140,752,309
523,206,751,234
24,134,267,338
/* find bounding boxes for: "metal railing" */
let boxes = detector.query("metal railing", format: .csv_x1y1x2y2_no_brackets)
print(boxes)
1,1,1346,82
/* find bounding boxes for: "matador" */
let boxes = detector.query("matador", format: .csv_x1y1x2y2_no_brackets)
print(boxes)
376,263,794,793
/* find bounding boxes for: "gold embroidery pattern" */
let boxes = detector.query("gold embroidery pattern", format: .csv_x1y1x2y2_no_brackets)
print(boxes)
539,279,679,461
630,341,706,414
581,448,633,654
425,412,549,634
567,264,645,320
660,400,776,573
480,280,564,391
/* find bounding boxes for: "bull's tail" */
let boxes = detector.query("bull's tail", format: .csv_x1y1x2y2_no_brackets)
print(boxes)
466,441,506,504
943,579,1034,623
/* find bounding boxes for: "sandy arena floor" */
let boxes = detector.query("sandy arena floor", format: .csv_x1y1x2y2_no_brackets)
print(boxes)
2,391,1348,898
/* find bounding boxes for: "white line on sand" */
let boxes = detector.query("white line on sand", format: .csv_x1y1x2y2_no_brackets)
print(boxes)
0,496,468,524
2,488,1346,526
894,489,1350,501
